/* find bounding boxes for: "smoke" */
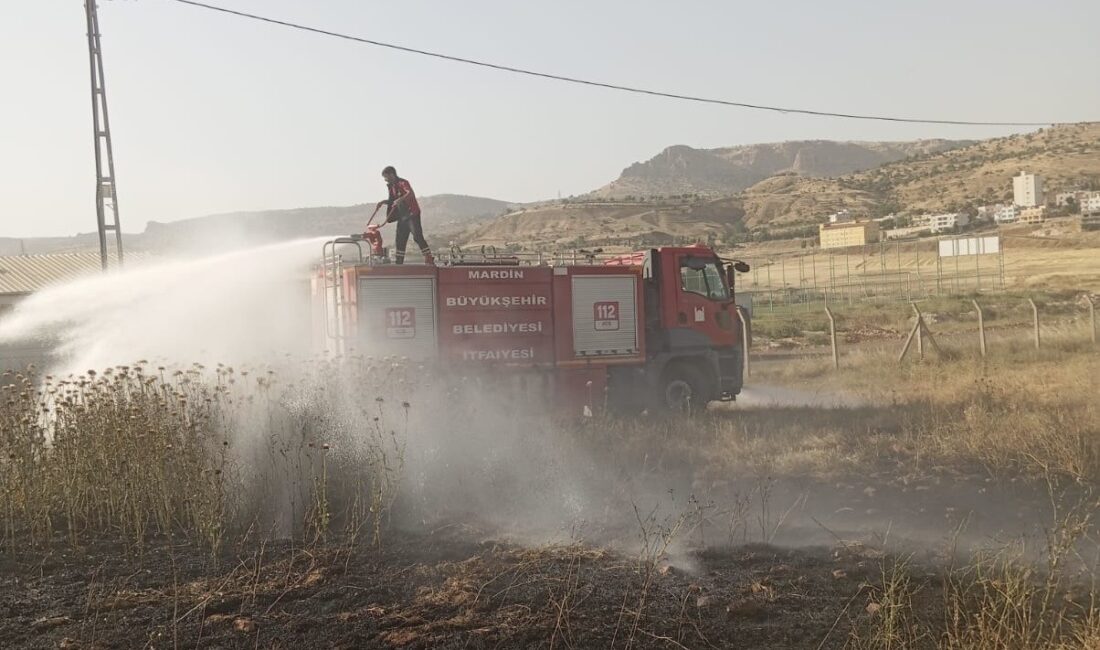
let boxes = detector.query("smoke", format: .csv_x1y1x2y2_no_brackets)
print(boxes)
730,384,865,409
0,238,324,374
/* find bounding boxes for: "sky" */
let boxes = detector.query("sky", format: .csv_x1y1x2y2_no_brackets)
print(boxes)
3,0,1098,238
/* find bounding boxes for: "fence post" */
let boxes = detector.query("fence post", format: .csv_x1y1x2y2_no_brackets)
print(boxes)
898,307,921,362
914,303,925,360
736,306,751,379
999,244,1006,290
824,303,839,370
1028,298,1040,350
811,249,818,291
975,245,981,292
846,252,852,306
915,246,922,289
1087,295,1097,345
972,298,987,358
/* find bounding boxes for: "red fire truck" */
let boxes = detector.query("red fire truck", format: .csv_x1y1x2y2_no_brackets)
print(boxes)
314,240,749,415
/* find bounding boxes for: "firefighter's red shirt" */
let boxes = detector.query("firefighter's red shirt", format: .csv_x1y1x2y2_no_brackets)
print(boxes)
388,178,420,216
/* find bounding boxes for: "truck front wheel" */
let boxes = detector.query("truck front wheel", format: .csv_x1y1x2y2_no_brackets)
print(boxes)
656,363,711,415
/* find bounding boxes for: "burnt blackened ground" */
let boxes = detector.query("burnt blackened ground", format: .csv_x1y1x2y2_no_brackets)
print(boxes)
0,529,916,650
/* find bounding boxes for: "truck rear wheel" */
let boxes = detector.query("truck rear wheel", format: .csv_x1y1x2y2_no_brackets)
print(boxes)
657,363,710,415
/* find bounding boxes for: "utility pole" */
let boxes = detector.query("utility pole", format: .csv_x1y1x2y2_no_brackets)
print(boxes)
85,0,124,270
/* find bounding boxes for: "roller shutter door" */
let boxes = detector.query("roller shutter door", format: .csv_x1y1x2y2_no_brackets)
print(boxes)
571,275,639,356
358,277,438,360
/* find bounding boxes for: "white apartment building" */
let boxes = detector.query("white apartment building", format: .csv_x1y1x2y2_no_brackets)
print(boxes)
1013,171,1044,207
1054,190,1100,210
994,205,1019,224
1055,191,1081,207
927,212,970,233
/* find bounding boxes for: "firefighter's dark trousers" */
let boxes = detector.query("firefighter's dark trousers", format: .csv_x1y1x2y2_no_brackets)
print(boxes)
394,212,431,264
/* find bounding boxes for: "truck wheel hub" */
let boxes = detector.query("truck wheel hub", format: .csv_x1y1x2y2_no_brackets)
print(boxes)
664,379,693,410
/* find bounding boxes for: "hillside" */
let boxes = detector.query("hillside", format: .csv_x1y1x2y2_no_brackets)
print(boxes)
460,198,745,250
0,194,513,256
460,124,1100,248
738,175,879,231
592,139,970,198
139,194,513,251
737,122,1100,220
838,121,1100,211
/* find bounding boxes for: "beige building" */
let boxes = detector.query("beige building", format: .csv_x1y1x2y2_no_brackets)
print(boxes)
1019,206,1047,224
818,221,880,249
1013,171,1044,207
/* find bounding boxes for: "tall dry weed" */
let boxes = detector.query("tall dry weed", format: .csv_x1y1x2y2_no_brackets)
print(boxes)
0,356,409,553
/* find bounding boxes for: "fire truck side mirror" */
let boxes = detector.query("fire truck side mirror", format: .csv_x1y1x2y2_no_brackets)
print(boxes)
725,260,749,296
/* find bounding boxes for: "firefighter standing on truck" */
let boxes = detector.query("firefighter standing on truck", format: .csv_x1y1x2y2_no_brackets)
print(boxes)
377,166,433,265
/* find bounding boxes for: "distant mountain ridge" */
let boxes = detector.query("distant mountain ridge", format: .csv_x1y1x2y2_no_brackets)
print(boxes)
0,194,514,256
460,124,1100,249
593,139,972,198
732,122,1100,230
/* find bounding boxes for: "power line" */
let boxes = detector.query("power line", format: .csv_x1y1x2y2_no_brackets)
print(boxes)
171,0,1051,128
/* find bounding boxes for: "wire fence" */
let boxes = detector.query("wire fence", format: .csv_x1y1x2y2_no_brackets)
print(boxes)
736,238,1007,318
742,292,1097,374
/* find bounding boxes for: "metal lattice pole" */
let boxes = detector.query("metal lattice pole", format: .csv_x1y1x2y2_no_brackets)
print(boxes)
85,0,124,270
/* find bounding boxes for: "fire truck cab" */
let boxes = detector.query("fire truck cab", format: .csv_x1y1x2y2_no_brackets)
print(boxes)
606,246,749,413
313,241,749,416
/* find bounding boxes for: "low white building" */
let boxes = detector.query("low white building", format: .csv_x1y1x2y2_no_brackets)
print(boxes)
1081,192,1100,215
1055,191,1081,208
927,212,969,233
828,209,854,224
994,205,1019,224
884,225,932,240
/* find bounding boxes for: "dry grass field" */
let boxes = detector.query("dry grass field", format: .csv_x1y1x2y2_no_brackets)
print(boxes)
736,228,1100,296
0,332,1097,648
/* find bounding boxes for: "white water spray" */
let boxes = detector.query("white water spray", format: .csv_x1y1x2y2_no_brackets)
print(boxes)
0,238,327,374
0,238,870,550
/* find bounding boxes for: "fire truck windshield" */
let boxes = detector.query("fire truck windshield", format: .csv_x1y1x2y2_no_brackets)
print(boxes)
679,257,730,300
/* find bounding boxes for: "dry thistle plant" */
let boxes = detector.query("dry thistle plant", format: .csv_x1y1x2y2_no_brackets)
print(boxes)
0,355,412,554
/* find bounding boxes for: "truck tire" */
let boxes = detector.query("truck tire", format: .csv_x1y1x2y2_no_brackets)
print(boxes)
656,363,710,415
